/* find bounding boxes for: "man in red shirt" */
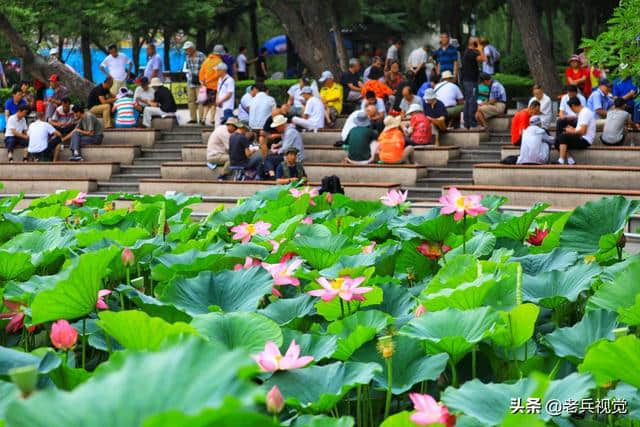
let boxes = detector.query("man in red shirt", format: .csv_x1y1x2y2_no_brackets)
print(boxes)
405,104,433,145
511,100,541,145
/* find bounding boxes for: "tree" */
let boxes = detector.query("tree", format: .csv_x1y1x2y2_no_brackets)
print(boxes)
509,0,562,95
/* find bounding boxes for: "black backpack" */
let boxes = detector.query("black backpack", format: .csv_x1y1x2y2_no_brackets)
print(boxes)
319,175,344,195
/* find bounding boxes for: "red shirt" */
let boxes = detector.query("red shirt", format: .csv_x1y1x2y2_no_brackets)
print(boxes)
409,113,433,144
565,67,591,97
511,109,531,144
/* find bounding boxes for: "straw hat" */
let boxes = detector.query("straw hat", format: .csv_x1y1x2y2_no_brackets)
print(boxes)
382,115,402,132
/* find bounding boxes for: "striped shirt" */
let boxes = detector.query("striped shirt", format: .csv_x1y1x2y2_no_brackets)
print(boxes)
184,51,206,88
114,97,137,126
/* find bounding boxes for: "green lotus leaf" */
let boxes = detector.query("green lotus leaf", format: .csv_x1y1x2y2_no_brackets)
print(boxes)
97,310,197,351
588,258,640,317
258,294,316,325
0,250,34,282
150,243,228,282
446,231,497,257
263,361,381,412
366,282,414,318
522,263,600,309
191,312,282,353
47,363,92,391
421,274,498,311
425,254,479,294
0,381,18,422
399,307,499,363
491,303,540,349
607,383,640,419
510,248,578,275
0,347,60,375
142,406,280,427
30,246,120,324
293,415,355,427
618,295,640,325
560,196,639,254
314,286,383,322
282,329,337,362
292,232,352,270
579,335,640,387
379,411,414,427
1,227,74,269
5,338,259,427
28,204,71,219
159,267,273,315
225,242,269,260
75,227,150,248
493,202,549,242
407,213,462,243
326,310,389,360
116,285,191,323
543,309,618,360
351,335,449,394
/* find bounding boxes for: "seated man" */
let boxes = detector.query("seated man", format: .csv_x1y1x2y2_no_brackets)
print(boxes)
613,74,638,115
62,106,104,161
341,58,363,103
399,86,422,117
292,87,325,130
345,111,377,164
555,97,596,165
586,78,613,125
517,115,554,165
4,105,29,162
558,85,586,119
423,88,448,146
134,77,155,109
405,104,433,145
4,88,27,120
49,97,78,136
476,72,507,128
432,71,463,128
229,118,261,172
378,115,414,164
287,77,309,116
112,88,138,128
601,98,632,146
361,91,385,132
27,112,62,162
319,71,343,127
276,147,307,184
511,100,541,146
264,114,304,178
529,85,553,129
207,117,239,174
87,77,115,128
142,78,177,128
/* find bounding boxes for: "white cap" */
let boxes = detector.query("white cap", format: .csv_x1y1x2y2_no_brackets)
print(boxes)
319,71,334,83
183,41,195,50
49,47,59,55
213,44,225,55
407,103,424,115
150,77,164,87
215,62,228,71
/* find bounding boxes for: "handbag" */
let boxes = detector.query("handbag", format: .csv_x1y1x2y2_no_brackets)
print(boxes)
197,86,208,104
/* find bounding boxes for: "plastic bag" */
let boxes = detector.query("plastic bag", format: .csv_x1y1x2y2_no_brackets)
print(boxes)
197,86,208,104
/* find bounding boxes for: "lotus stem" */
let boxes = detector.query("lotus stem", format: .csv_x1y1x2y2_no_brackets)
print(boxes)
516,264,522,306
472,346,477,379
462,214,467,254
383,357,393,419
339,299,345,319
347,301,352,315
120,292,125,311
81,317,86,369
125,267,131,286
449,360,458,387
356,385,362,427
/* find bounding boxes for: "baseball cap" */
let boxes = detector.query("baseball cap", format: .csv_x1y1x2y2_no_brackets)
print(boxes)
300,86,313,94
318,71,334,83
213,44,225,55
285,146,299,154
599,78,611,87
529,115,542,126
424,88,437,100
183,41,195,50
215,62,228,71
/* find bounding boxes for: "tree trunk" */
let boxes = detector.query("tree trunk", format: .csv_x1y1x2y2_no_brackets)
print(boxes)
506,4,513,54
328,2,348,72
163,28,172,73
249,1,259,57
196,29,207,53
132,35,142,76
262,0,339,77
545,8,554,61
570,8,583,52
510,0,562,95
0,12,94,99
80,30,93,82
57,36,64,61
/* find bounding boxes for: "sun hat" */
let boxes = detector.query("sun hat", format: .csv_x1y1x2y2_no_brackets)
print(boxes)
353,110,371,127
116,87,131,99
406,103,424,115
213,44,225,55
440,70,454,80
300,86,313,94
319,71,334,83
382,115,402,132
568,54,581,65
424,88,437,101
271,114,288,128
225,117,239,127
236,121,249,129
150,77,163,87
529,115,542,126
183,41,195,50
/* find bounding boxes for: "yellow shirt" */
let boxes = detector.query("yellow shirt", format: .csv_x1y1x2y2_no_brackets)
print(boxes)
320,83,344,114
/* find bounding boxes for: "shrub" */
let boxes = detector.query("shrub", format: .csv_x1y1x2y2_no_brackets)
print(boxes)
494,73,533,101
236,79,299,106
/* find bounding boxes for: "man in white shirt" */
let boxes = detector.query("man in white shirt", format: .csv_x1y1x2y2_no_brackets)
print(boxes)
406,44,433,89
27,113,62,161
528,85,553,129
99,45,132,96
207,117,239,176
238,85,257,123
555,97,596,165
292,87,325,130
248,84,277,131
360,90,386,121
4,106,29,162
236,46,248,80
134,77,155,109
431,71,464,127
287,78,309,116
517,115,554,164
559,85,586,119
215,62,235,126
385,39,403,71
144,44,164,81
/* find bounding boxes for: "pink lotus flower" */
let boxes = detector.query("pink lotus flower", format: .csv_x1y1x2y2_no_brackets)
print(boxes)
439,187,488,221
0,300,35,333
325,192,334,203
280,252,297,263
380,189,408,207
409,393,456,427
266,385,285,414
272,287,283,298
415,304,426,317
527,227,549,246
50,320,78,350
65,192,87,207
269,238,286,254
231,221,271,243
96,289,112,310
417,241,452,260
262,259,303,286
290,187,319,206
234,257,262,270
308,276,372,302
252,340,314,372
362,241,377,254
301,216,313,225
121,247,135,267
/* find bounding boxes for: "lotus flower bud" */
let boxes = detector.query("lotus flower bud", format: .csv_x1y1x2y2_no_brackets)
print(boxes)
266,385,284,414
415,304,426,317
50,320,78,350
121,247,135,267
377,335,395,359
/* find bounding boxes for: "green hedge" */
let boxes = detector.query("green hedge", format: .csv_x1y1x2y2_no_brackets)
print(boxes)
494,73,534,101
0,88,11,110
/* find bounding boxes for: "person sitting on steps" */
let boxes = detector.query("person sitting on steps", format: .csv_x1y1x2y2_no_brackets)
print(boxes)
276,147,307,184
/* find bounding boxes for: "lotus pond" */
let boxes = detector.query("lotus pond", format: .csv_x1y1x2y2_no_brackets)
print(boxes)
0,186,639,427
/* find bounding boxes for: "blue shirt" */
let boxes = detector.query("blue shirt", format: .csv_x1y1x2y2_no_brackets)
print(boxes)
587,88,613,115
488,80,507,103
613,77,638,108
433,46,459,73
417,82,434,99
144,54,164,81
423,99,448,119
4,98,27,115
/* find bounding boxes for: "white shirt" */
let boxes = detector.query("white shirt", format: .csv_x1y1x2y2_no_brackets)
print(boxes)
341,109,363,141
100,53,131,81
432,81,463,108
144,54,163,80
287,84,304,108
407,47,427,70
238,92,253,122
216,74,235,110
27,120,56,153
207,125,230,158
303,96,325,129
528,94,553,129
361,98,386,114
577,107,596,144
518,125,554,164
559,93,586,118
248,92,276,130
5,114,27,138
482,45,494,75
134,86,155,104
237,53,247,72
387,45,399,62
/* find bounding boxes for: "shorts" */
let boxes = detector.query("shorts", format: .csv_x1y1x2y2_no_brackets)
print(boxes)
446,104,464,117
4,136,28,150
555,134,592,150
478,102,506,119
600,134,625,146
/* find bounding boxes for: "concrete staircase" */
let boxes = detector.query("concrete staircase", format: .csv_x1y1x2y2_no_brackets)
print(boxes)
406,132,504,201
96,126,205,193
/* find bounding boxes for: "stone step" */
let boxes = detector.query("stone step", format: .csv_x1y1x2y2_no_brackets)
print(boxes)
447,159,501,167
110,173,162,182
461,149,501,155
501,145,640,166
134,157,181,164
157,138,203,144
96,181,139,193
0,162,118,181
0,146,139,164
0,179,97,194
103,129,159,147
153,142,191,149
120,165,162,174
416,177,474,186
404,186,443,199
140,148,182,158
427,167,473,178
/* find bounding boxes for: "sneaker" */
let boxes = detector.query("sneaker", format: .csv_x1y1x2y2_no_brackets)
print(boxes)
567,156,576,165
206,162,218,170
69,155,82,161
187,120,197,124
557,158,566,165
